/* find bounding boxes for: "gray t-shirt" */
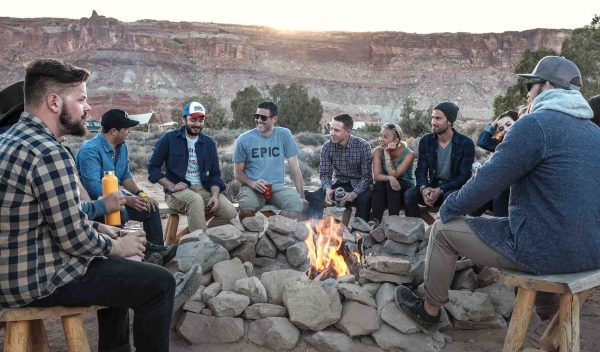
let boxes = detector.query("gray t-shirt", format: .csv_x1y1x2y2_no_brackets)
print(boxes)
436,143,452,182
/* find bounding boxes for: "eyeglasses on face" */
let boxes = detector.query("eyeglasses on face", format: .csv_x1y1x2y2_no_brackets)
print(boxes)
254,114,274,121
526,79,546,91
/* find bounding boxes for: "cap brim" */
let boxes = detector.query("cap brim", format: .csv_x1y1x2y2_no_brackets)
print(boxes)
187,112,206,118
126,120,140,128
516,73,538,79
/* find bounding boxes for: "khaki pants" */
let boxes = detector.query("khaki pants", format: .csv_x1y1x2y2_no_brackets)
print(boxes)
166,185,237,232
424,217,523,306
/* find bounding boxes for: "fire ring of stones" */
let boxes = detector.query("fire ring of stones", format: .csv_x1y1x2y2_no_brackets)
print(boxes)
172,211,515,351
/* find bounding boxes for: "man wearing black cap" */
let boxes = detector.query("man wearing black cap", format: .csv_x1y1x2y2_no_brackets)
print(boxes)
403,101,475,219
395,56,600,337
77,108,176,265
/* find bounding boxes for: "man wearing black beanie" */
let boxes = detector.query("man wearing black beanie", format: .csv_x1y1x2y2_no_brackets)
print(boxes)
403,101,475,220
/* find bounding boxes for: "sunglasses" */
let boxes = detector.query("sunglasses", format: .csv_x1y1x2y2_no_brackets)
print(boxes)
254,114,274,121
385,123,400,138
526,79,546,91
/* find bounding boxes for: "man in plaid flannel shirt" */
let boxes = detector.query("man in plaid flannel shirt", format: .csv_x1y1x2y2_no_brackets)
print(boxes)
0,58,175,352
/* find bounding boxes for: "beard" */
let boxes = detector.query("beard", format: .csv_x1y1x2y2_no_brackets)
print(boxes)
59,107,87,137
185,124,202,136
433,125,448,135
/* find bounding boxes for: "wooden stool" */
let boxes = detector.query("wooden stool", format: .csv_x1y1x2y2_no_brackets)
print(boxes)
0,305,103,352
258,204,280,218
418,206,439,225
164,208,216,245
494,268,600,352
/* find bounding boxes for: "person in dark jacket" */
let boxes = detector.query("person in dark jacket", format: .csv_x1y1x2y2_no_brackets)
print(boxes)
472,110,519,217
589,95,600,127
395,56,600,329
403,102,475,218
148,101,236,232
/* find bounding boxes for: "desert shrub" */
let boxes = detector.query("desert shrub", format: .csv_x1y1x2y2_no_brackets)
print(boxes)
212,130,237,147
220,161,235,184
128,145,150,172
296,132,328,146
298,149,321,170
225,180,241,203
299,162,313,182
352,129,379,142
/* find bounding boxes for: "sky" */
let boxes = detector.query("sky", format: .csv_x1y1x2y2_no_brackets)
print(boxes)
3,0,598,33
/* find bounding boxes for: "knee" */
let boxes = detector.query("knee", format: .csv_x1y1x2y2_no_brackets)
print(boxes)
404,187,418,204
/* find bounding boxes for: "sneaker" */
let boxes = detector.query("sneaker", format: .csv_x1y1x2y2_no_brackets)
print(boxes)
395,285,440,330
144,252,163,266
146,243,178,265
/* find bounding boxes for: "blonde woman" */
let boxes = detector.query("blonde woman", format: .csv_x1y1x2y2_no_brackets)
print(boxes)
371,123,415,222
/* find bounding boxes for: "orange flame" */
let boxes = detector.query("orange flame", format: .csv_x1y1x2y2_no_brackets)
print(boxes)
304,217,349,277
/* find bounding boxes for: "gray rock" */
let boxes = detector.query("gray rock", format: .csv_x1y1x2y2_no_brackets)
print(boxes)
411,251,427,286
202,282,222,303
176,239,230,273
293,222,310,241
359,268,413,284
349,216,372,232
199,271,213,286
360,335,377,346
178,230,205,245
230,242,256,263
234,276,268,304
337,283,376,307
229,217,246,232
383,216,425,244
305,331,354,352
268,215,297,234
283,280,342,331
383,239,418,256
176,313,243,344
452,312,507,329
455,258,474,271
375,283,396,312
380,302,419,334
253,256,275,267
174,264,202,313
206,224,244,251
475,282,515,318
361,283,381,297
247,317,300,350
254,254,294,276
451,268,478,291
243,261,254,277
360,233,376,247
336,275,355,284
190,285,205,302
256,235,277,258
207,291,250,317
242,231,260,245
370,226,386,243
335,301,380,336
285,242,309,267
445,290,496,322
200,308,213,316
242,216,266,232
266,229,296,251
212,257,248,291
477,266,497,287
366,255,411,275
244,303,287,319
183,300,206,313
260,269,309,305
372,323,444,351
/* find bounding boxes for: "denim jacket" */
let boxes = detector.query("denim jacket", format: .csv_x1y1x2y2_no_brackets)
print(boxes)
415,129,475,192
148,127,225,193
476,123,499,152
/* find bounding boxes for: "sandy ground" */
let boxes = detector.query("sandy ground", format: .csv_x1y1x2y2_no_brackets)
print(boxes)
2,174,600,351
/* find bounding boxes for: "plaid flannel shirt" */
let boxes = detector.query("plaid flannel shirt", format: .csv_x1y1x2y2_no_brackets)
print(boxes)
319,135,373,194
0,113,112,307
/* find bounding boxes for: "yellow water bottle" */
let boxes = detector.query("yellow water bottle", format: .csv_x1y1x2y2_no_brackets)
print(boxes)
102,171,121,226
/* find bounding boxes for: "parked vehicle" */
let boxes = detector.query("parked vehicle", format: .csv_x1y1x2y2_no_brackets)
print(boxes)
86,119,102,133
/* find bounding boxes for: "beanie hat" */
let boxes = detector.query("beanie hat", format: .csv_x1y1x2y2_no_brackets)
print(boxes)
434,102,459,123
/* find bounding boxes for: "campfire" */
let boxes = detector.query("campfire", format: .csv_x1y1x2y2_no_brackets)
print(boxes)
304,215,362,280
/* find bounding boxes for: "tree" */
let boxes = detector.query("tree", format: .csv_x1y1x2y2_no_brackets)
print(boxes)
230,86,263,129
493,48,556,116
269,83,323,133
561,15,600,98
398,98,431,138
171,94,228,129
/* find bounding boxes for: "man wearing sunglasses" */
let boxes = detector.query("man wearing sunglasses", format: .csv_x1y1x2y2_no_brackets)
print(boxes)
233,101,305,220
396,56,600,331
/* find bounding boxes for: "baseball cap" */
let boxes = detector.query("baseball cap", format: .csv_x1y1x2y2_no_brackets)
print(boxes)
101,109,140,129
182,102,206,118
0,81,24,127
517,56,582,91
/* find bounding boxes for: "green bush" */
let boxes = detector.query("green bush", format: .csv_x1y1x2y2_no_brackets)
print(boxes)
298,149,321,169
296,132,328,146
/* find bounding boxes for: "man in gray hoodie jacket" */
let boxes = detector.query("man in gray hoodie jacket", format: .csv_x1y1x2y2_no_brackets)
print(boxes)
396,56,600,328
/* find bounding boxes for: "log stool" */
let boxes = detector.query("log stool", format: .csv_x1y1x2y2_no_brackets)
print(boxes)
494,268,600,352
164,208,218,245
0,305,103,352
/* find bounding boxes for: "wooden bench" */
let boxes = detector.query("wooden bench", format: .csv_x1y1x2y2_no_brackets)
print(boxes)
418,206,439,225
0,305,103,352
494,268,600,352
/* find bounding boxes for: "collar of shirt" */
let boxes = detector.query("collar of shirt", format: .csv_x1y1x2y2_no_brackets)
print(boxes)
176,126,205,144
20,112,58,141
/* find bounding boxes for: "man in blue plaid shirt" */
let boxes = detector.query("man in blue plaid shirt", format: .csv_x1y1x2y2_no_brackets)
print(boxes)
307,113,373,221
0,58,174,352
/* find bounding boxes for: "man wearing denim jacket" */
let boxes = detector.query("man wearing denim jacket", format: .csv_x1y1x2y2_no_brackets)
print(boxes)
148,101,236,232
404,102,475,218
396,56,600,330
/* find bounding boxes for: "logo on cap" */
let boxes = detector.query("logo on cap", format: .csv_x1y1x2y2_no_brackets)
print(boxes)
182,102,206,118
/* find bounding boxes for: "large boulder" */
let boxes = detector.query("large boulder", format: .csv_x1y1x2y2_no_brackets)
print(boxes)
212,257,248,291
335,301,380,336
244,303,287,320
233,276,268,304
176,313,244,344
206,224,244,251
207,291,250,317
176,239,229,273
247,317,300,351
304,331,354,352
282,280,342,331
260,269,308,305
382,216,425,243
268,215,297,234
445,290,496,322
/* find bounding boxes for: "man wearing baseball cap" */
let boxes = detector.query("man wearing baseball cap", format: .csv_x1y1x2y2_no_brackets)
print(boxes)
396,56,600,333
148,101,236,232
77,108,177,265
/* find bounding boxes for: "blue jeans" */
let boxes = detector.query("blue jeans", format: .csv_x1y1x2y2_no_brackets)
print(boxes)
403,186,456,218
306,182,372,222
25,257,175,352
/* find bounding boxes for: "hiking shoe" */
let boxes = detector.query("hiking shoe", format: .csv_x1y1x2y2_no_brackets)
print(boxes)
395,285,440,329
144,252,163,266
146,243,178,265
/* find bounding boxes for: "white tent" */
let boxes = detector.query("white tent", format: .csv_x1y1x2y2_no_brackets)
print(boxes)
128,113,154,125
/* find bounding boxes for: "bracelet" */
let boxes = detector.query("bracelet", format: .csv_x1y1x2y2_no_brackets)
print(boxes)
134,190,144,195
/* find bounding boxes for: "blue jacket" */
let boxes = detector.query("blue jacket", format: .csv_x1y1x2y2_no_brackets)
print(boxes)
476,123,500,152
441,89,600,275
148,127,225,193
415,129,475,192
